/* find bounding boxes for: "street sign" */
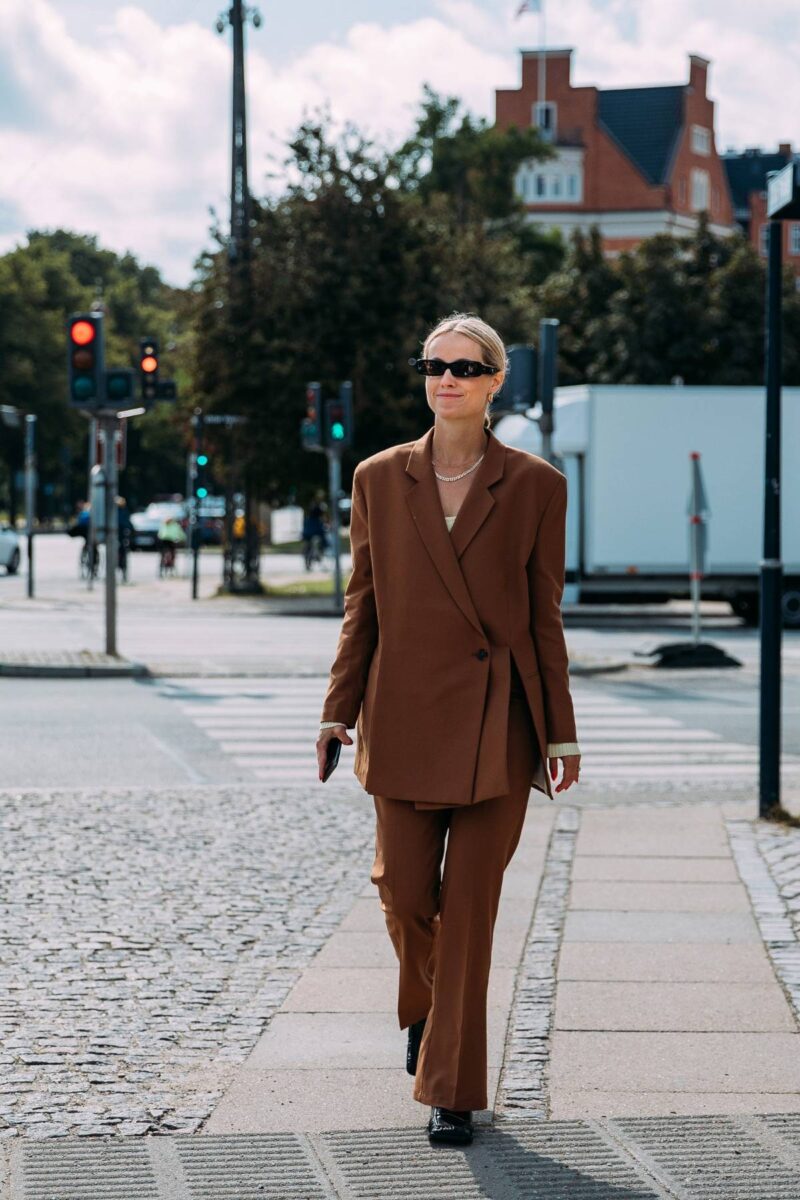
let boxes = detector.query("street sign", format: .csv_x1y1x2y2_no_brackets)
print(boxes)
767,161,800,219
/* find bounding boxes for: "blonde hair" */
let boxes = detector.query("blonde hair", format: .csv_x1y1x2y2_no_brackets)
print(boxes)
422,313,507,430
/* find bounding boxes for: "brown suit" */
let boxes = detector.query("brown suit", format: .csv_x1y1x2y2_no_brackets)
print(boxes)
321,424,577,1111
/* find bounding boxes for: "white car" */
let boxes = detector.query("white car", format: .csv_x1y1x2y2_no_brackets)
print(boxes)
0,524,20,574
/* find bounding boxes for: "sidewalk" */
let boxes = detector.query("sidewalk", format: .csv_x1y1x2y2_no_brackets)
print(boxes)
5,796,800,1198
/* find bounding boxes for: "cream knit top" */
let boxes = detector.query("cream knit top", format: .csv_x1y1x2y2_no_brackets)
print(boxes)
320,513,581,758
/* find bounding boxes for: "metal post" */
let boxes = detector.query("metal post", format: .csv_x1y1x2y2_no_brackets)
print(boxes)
759,219,783,817
327,449,343,612
101,417,119,657
86,417,97,591
538,318,559,465
24,414,36,599
190,408,203,600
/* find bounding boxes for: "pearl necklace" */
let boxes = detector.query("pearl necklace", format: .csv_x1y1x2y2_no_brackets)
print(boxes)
433,453,486,483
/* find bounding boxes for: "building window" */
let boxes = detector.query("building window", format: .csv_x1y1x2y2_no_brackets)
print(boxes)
790,223,800,256
532,101,557,143
514,150,584,205
691,125,711,155
690,167,710,212
759,224,769,256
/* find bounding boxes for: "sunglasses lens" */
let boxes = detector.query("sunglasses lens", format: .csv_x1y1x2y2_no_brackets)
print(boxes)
421,359,445,376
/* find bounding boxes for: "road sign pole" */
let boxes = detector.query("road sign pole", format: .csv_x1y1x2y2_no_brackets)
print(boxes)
191,409,203,601
759,220,783,818
24,414,36,600
327,448,343,612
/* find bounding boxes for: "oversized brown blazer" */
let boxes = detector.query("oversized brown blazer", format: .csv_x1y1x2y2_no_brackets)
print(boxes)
321,424,578,806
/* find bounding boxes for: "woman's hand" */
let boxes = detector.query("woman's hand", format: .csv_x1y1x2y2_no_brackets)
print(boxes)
550,753,580,793
316,725,354,781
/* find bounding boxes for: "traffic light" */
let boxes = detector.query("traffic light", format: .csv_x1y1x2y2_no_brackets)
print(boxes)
301,382,323,451
324,381,353,450
139,338,159,403
67,313,104,406
494,345,536,415
105,368,135,406
195,450,209,500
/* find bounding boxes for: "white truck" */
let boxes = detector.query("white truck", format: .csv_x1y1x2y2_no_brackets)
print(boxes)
494,384,800,627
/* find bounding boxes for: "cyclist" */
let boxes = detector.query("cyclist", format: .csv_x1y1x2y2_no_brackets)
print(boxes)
157,513,186,577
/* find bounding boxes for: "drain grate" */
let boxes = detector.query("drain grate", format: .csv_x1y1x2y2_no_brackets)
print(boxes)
614,1115,800,1198
323,1121,660,1199
176,1133,329,1199
22,1140,159,1200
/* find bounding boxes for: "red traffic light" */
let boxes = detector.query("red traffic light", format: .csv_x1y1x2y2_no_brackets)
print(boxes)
71,320,96,346
140,355,158,374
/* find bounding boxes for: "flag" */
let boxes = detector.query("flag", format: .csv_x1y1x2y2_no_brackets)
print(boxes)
515,0,541,16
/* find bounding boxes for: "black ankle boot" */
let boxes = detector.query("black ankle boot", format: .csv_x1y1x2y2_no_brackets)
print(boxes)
406,1016,426,1076
427,1106,473,1145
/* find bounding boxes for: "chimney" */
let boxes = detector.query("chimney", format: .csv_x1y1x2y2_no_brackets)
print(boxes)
688,53,709,97
779,142,793,159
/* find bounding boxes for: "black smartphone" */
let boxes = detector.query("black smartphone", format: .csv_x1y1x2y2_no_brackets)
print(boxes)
322,736,342,782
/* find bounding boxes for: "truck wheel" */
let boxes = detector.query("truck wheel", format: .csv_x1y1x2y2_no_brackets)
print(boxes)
730,593,759,626
6,548,20,575
783,586,800,629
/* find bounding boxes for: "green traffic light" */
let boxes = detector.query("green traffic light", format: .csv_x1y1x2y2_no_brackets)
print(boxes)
331,422,345,440
72,377,96,400
197,454,208,466
197,486,208,498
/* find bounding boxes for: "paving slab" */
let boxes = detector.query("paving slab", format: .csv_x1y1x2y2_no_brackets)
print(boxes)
202,1067,501,1133
562,910,761,943
575,807,729,858
314,931,398,968
569,880,751,912
243,1010,509,1070
549,1030,800,1093
557,941,779,983
280,965,516,1013
554,981,796,1032
571,855,740,882
550,1091,800,1119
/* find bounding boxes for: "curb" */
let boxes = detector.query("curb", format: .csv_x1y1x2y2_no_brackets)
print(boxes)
0,661,150,679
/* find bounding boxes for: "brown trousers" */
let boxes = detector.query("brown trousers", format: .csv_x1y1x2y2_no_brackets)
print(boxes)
370,673,540,1111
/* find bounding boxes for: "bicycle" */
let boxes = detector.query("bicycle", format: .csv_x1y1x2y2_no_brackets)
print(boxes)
79,541,100,581
158,540,179,578
303,533,327,571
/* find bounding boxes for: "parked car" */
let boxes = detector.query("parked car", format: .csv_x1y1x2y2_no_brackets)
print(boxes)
196,496,225,546
131,501,188,551
0,524,20,574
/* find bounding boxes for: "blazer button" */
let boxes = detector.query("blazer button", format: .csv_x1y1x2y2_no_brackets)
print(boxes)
475,649,489,661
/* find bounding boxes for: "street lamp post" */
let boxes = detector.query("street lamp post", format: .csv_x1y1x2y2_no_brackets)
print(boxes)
760,160,800,817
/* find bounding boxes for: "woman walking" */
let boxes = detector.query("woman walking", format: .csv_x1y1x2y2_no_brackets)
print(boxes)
316,313,580,1145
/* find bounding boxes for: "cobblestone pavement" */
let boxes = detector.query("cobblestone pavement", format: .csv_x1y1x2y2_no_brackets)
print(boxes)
730,818,800,1023
0,784,373,1140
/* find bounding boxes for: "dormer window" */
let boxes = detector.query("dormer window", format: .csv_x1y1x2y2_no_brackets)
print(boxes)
532,101,557,143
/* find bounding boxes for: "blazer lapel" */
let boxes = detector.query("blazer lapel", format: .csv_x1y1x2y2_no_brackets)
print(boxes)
449,430,505,560
404,427,506,639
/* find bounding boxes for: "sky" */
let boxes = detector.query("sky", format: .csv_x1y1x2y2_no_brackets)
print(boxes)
1,0,797,287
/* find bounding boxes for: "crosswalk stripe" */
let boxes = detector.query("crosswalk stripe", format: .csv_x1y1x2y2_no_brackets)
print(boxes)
162,677,800,787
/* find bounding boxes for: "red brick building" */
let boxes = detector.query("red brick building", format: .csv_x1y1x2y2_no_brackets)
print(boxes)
495,49,735,253
722,145,800,278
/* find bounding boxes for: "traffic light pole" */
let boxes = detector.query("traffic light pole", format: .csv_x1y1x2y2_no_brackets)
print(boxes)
190,408,203,601
326,448,343,612
100,415,119,657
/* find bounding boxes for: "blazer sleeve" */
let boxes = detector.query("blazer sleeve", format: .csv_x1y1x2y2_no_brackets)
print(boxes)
526,473,578,747
320,464,379,728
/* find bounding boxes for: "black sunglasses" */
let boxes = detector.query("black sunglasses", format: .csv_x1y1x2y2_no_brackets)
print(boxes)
409,357,499,379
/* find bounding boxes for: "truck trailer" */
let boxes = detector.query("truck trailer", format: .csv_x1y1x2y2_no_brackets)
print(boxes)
494,384,800,627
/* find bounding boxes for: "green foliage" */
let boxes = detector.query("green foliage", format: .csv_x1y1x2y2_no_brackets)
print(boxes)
0,230,187,520
189,94,560,503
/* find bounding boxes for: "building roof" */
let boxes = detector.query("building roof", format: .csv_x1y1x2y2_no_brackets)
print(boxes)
722,149,790,214
597,86,684,185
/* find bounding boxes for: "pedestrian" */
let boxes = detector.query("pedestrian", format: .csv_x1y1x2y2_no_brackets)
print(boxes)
116,497,133,581
316,313,581,1146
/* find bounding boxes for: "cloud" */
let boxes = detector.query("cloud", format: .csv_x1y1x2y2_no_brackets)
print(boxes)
0,0,797,286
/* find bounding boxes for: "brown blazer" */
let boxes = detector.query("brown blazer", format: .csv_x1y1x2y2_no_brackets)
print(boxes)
321,424,578,805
